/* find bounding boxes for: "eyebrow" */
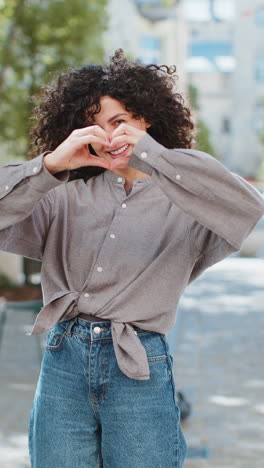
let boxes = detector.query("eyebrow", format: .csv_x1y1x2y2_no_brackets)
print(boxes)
108,113,127,123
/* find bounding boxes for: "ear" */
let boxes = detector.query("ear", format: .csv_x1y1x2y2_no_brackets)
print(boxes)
140,116,151,129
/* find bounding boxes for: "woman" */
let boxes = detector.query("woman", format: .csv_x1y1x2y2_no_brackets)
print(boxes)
1,50,263,468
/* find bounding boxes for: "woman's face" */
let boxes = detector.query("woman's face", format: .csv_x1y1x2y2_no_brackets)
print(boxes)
91,96,150,167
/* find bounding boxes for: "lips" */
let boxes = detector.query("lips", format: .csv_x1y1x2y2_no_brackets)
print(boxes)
108,144,130,159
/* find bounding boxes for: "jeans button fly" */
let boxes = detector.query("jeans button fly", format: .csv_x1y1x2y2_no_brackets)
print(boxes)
93,326,101,334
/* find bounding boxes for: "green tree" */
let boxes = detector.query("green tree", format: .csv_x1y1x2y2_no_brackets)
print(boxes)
195,120,216,157
188,83,217,157
0,0,107,159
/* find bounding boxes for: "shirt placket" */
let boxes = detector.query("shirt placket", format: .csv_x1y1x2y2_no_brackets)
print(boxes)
77,177,131,313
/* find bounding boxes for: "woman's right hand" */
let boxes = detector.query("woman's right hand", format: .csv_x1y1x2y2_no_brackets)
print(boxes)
43,126,111,174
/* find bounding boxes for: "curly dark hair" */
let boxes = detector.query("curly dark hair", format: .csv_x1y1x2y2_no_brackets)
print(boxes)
30,49,194,181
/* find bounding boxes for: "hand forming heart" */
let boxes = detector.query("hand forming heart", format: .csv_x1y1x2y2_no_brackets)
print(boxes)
43,124,147,175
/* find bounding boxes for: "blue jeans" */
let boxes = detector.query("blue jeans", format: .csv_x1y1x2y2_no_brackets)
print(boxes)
28,317,187,467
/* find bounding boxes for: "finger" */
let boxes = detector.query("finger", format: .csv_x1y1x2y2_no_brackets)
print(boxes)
110,134,136,148
78,134,110,148
76,151,110,169
72,125,109,141
111,123,131,138
85,154,110,169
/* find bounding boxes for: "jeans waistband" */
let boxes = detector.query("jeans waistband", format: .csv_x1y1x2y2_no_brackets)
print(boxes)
60,317,162,340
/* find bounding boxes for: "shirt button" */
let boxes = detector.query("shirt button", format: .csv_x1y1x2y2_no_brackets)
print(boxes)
110,233,116,239
122,203,127,208
5,185,9,191
97,266,103,272
94,326,101,334
140,151,147,159
32,166,39,173
83,293,89,298
176,174,181,181
117,177,123,183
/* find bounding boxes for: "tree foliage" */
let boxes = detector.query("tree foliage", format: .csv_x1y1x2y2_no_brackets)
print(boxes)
188,83,217,157
0,0,107,158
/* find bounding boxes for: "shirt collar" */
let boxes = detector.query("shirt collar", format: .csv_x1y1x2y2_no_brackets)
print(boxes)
102,169,153,186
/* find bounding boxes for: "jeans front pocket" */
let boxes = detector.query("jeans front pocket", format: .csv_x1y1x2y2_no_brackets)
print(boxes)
137,331,168,362
45,323,67,352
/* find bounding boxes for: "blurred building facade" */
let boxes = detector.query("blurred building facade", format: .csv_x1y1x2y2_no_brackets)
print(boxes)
231,0,264,176
186,14,234,163
104,0,188,93
184,0,264,177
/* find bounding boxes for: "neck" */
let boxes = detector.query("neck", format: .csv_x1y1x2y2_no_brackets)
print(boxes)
111,167,150,189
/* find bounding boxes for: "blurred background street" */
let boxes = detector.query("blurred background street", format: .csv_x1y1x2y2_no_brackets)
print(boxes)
1,0,264,467
1,257,264,467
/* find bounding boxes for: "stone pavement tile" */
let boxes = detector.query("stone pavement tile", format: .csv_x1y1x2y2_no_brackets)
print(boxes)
183,462,209,468
0,432,29,468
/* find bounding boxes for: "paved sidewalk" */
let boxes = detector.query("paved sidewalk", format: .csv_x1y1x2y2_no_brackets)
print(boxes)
0,257,264,467
0,308,45,468
170,257,264,468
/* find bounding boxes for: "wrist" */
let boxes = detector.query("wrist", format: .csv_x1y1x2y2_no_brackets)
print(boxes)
43,152,63,175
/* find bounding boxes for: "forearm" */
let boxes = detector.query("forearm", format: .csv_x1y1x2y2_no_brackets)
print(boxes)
0,153,69,230
129,133,264,249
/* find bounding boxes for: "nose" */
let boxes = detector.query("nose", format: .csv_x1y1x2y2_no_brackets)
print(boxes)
103,128,115,150
105,127,114,140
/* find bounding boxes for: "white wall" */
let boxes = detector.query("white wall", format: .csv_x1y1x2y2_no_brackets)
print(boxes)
0,252,24,284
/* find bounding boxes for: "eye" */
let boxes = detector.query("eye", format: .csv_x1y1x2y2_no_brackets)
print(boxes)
114,119,125,126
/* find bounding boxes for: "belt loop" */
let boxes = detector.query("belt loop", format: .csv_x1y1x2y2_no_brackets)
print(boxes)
65,317,77,336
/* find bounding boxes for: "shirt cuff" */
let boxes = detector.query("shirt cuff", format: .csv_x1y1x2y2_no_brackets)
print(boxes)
128,133,166,176
26,153,70,193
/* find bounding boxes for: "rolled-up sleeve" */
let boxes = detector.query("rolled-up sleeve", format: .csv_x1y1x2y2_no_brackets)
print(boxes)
0,154,70,259
129,133,264,250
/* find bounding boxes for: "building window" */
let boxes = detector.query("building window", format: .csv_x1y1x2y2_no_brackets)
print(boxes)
255,57,264,81
139,36,161,64
255,6,264,25
191,28,200,38
222,117,231,134
252,102,264,135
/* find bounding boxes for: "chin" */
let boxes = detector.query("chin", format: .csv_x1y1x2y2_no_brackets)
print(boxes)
116,161,130,169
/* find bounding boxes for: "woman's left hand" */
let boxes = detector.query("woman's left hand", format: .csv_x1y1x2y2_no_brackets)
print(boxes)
109,124,146,169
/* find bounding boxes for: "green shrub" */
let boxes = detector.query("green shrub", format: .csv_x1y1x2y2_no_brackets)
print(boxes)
0,273,19,289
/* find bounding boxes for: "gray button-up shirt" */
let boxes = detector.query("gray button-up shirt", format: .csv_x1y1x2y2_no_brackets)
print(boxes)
1,133,263,380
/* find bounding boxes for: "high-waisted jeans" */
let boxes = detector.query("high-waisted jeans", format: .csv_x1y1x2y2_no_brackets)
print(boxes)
28,317,187,467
